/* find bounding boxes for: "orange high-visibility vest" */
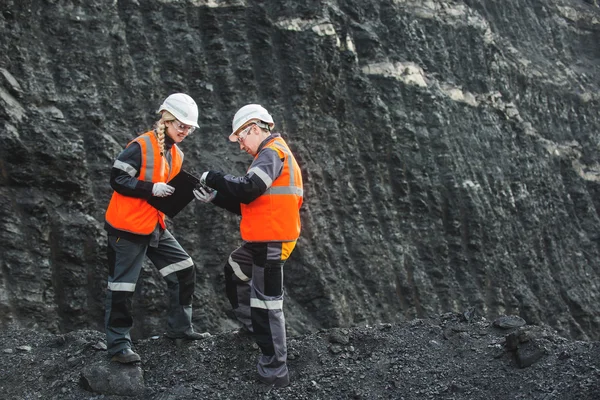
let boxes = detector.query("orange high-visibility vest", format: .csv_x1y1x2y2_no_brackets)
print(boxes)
240,137,303,242
105,131,183,235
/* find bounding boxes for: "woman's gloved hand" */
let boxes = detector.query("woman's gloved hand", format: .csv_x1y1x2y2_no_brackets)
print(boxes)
152,182,175,197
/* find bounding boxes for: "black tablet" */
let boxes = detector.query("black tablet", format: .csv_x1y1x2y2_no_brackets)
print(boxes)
147,170,200,218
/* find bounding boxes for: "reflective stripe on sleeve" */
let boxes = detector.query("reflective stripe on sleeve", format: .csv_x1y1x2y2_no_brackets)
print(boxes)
251,298,283,310
107,282,136,292
113,160,137,177
159,257,194,277
248,166,273,189
229,256,250,282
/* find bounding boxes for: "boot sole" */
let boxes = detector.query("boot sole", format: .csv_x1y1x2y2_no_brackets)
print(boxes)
111,355,141,364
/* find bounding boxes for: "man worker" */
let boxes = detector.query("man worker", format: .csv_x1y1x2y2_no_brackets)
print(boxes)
194,104,303,388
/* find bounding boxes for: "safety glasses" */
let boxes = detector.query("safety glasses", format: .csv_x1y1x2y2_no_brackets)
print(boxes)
170,120,195,134
236,124,255,143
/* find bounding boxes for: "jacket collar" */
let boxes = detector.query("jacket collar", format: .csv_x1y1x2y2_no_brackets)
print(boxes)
256,133,281,153
164,134,175,152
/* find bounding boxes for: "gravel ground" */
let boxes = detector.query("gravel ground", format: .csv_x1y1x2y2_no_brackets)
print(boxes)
1,312,599,399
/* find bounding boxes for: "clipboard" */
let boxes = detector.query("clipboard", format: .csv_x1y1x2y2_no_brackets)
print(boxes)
147,170,200,218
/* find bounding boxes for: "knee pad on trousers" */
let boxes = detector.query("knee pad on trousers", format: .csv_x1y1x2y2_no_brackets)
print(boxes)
224,263,238,308
176,266,196,305
108,291,134,328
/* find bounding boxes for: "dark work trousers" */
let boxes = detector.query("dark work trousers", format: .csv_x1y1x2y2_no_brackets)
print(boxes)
225,240,296,383
105,229,196,355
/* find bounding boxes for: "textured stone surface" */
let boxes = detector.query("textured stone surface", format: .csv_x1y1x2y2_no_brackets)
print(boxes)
1,315,599,399
0,0,599,341
80,363,145,397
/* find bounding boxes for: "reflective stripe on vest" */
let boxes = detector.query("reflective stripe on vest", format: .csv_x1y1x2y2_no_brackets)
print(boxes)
105,131,183,235
240,137,303,242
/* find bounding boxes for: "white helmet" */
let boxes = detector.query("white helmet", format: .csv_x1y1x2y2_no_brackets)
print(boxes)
229,104,274,142
157,93,199,128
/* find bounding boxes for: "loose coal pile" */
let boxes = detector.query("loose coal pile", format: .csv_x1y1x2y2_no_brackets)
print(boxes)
1,313,599,399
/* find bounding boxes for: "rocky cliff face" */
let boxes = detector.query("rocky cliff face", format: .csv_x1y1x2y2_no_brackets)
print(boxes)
1,0,599,341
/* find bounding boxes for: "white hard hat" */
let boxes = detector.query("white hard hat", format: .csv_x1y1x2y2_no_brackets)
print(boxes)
229,104,274,142
157,93,199,128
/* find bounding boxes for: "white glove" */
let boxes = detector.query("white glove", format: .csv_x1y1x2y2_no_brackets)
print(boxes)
193,186,216,203
200,171,209,186
152,182,175,197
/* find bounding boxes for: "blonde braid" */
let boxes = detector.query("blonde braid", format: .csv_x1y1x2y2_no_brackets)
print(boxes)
155,111,175,156
157,122,166,156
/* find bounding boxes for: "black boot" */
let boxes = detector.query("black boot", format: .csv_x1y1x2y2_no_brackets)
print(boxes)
111,348,141,364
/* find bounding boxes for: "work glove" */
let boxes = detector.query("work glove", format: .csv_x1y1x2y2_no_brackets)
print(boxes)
152,182,175,197
200,171,209,186
193,186,216,203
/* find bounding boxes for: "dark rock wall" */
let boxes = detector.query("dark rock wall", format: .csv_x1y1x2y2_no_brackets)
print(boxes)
1,0,599,340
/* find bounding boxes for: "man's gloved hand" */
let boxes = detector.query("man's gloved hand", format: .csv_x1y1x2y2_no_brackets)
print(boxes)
152,182,175,197
193,186,216,203
200,171,209,186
